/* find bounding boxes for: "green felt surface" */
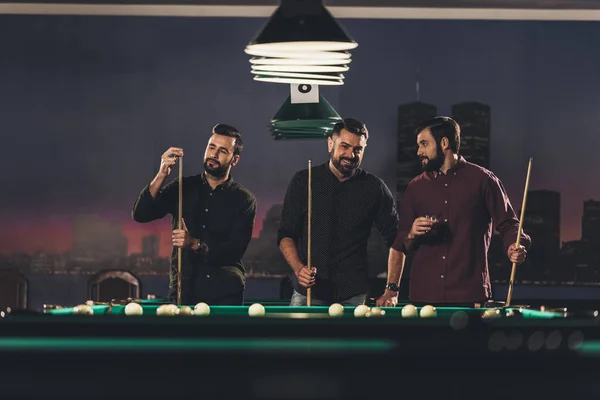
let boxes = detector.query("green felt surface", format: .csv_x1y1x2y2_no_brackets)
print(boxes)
45,304,561,319
0,337,395,352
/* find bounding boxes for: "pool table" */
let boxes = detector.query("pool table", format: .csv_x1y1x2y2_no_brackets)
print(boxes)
2,299,600,398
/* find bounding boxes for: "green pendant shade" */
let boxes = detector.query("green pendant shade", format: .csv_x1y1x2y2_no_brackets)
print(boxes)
269,94,342,140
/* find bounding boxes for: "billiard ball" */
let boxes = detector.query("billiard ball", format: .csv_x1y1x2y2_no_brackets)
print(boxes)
156,304,179,316
73,304,93,315
124,302,143,316
420,305,437,318
328,303,344,317
401,304,418,318
248,303,265,317
353,304,370,318
178,306,193,316
367,307,386,317
482,308,501,320
193,302,211,316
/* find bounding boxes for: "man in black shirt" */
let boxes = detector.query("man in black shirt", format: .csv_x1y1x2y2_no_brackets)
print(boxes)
278,118,405,307
132,124,257,305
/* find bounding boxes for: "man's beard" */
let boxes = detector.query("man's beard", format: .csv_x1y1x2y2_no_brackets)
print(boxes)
420,146,444,172
331,150,359,177
204,158,230,178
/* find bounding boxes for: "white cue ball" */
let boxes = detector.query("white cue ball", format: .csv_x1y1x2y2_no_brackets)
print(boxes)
248,303,266,317
193,302,211,316
73,304,94,315
124,302,143,316
328,303,344,317
353,304,370,318
420,305,437,318
401,304,418,318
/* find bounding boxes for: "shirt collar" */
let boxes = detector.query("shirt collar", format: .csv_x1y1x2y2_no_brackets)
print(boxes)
201,172,234,190
426,155,467,179
323,161,360,182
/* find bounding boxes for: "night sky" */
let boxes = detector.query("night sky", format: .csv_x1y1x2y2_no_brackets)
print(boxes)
0,15,598,257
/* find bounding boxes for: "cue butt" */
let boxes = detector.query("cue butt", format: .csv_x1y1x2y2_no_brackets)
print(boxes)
307,160,312,307
177,156,183,306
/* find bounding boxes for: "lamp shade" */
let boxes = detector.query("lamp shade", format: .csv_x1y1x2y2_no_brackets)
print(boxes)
247,0,357,52
245,0,357,86
269,93,342,140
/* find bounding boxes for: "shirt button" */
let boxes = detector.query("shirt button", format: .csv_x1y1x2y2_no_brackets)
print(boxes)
202,225,206,228
441,275,444,279
205,209,208,212
445,184,448,187
444,200,448,204
444,218,448,222
442,256,446,260
209,193,212,196
206,274,210,278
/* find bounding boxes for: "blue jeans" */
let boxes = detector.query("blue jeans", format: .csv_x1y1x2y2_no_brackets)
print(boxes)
289,290,366,306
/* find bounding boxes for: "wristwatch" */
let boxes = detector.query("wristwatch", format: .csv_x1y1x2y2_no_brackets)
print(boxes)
191,239,209,254
385,283,399,292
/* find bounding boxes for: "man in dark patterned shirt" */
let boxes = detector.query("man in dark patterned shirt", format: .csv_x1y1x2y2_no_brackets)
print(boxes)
278,118,404,307
392,116,530,306
132,124,256,305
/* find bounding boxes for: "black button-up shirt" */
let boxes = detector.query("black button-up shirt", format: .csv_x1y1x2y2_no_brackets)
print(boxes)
132,173,257,303
277,162,399,302
392,156,531,303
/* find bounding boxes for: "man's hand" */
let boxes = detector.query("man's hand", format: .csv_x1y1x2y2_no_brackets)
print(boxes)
507,243,527,264
376,290,399,307
295,266,317,288
159,147,184,177
172,218,193,249
407,217,433,240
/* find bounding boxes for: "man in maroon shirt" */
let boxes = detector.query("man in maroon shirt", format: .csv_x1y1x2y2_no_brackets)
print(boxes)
392,116,530,306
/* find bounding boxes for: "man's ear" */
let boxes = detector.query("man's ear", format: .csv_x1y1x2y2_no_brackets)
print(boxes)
231,155,240,167
440,137,449,151
328,136,335,153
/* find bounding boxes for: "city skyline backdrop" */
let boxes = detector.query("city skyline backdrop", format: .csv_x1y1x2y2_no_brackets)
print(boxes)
1,16,599,258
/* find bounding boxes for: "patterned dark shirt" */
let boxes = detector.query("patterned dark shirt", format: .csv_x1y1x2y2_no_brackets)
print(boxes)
132,173,256,303
392,156,531,303
278,162,398,302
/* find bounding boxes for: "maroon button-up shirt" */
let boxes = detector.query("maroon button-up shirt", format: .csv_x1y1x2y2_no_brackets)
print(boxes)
392,156,531,303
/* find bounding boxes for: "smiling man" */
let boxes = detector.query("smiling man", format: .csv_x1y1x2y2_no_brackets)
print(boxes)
392,116,530,306
132,123,257,305
278,118,404,307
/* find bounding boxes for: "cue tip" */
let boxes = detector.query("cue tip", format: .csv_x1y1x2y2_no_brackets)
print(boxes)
529,157,533,162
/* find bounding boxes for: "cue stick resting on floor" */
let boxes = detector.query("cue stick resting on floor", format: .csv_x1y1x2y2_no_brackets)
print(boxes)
307,160,312,306
505,157,533,307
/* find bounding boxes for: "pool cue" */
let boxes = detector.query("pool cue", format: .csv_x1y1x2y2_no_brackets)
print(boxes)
307,159,312,307
177,155,183,306
505,157,533,307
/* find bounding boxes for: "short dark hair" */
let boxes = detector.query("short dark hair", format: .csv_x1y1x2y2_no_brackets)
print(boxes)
414,116,460,153
332,118,369,140
212,123,243,155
